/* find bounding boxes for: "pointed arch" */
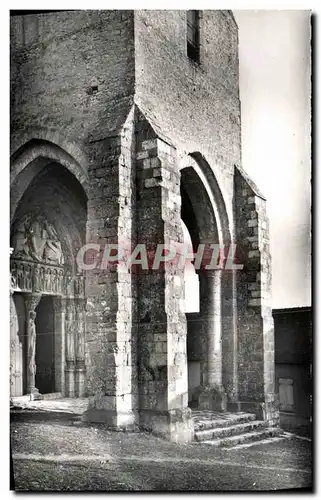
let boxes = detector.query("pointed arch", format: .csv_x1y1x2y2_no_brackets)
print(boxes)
11,139,89,222
179,152,231,249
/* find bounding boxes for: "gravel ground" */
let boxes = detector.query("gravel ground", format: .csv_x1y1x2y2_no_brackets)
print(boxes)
11,415,313,492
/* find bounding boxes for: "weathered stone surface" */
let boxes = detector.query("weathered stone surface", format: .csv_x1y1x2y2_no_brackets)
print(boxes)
9,10,278,440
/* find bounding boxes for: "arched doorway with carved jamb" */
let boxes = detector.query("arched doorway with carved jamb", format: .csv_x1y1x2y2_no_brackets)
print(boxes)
10,140,88,399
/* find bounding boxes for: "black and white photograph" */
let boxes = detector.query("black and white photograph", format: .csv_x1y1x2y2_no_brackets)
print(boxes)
8,4,313,493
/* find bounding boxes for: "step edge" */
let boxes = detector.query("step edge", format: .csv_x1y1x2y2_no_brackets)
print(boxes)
194,414,257,430
195,421,268,439
199,428,282,446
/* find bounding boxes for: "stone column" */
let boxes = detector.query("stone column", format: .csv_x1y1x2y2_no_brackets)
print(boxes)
65,298,76,397
221,268,239,403
52,296,66,395
196,269,227,411
10,292,23,398
10,248,23,398
75,298,86,397
202,270,222,386
24,293,42,397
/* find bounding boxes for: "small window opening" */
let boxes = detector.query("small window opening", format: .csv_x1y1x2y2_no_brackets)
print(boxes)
187,10,200,63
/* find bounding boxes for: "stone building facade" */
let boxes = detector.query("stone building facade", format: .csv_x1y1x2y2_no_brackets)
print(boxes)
10,10,278,441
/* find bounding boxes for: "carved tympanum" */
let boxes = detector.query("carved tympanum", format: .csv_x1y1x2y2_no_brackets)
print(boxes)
11,215,64,266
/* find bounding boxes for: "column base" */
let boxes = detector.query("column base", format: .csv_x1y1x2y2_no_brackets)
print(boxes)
75,366,86,397
81,396,137,430
227,399,280,426
192,385,227,412
139,408,194,443
65,365,76,398
27,388,43,401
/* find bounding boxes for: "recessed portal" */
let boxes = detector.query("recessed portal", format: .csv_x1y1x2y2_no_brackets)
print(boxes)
35,296,55,394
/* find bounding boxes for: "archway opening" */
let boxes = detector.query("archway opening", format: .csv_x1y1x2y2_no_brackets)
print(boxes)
181,219,199,314
180,218,200,402
11,161,87,269
180,163,222,407
10,155,88,398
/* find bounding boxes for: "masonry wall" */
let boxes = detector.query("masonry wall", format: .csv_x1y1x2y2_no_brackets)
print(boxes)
134,10,241,226
233,166,278,424
10,10,137,404
10,11,274,432
10,10,135,148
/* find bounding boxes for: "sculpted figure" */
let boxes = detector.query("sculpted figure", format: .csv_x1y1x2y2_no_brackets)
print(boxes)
53,269,58,293
66,309,75,360
39,267,45,291
65,272,73,296
10,263,18,290
27,311,37,381
33,266,41,292
76,314,85,360
17,264,24,289
11,216,64,266
10,290,23,397
58,270,64,293
26,218,47,262
43,222,63,265
75,276,83,296
25,265,32,290
10,273,17,290
10,216,31,259
47,269,52,292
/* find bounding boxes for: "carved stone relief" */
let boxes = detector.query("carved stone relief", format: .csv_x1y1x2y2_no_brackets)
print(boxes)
11,215,64,265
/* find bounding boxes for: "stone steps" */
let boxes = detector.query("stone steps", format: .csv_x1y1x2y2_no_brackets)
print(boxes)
195,419,268,442
193,412,256,432
201,427,283,448
193,410,285,449
41,392,63,401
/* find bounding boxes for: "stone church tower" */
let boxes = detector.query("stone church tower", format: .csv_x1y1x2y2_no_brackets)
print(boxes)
10,10,278,441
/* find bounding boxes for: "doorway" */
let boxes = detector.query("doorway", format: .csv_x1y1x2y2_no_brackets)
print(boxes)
35,296,55,394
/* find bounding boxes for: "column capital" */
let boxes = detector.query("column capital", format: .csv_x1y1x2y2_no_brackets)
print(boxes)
24,293,42,313
52,296,67,313
65,297,75,315
197,268,223,279
74,297,86,312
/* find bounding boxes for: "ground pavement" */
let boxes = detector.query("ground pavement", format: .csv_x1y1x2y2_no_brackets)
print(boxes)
11,406,312,492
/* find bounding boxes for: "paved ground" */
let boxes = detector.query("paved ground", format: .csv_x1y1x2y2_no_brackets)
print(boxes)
11,412,313,492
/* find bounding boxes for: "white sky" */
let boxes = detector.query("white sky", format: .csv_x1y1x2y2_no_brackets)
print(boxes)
183,10,311,311
234,10,311,308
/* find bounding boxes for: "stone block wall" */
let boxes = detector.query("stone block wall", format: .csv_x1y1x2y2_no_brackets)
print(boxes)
134,10,240,225
135,111,193,442
10,10,278,436
10,10,135,150
234,166,278,425
83,109,137,428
